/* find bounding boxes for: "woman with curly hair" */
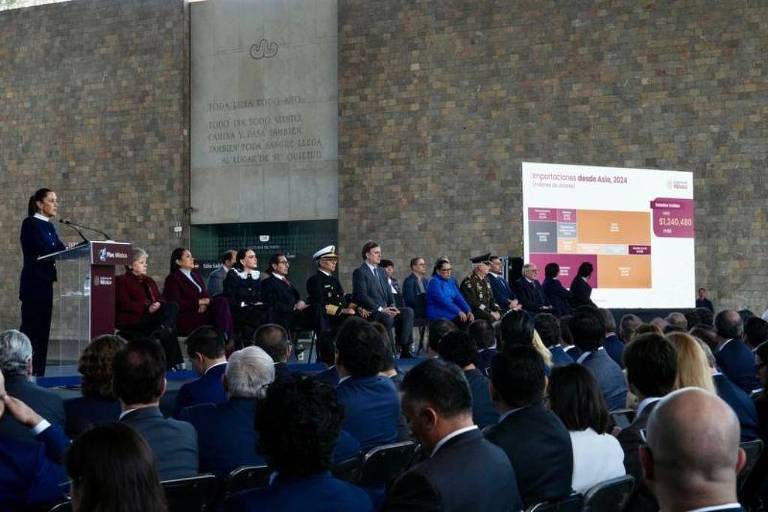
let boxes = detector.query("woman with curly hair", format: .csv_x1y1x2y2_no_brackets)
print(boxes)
64,335,126,437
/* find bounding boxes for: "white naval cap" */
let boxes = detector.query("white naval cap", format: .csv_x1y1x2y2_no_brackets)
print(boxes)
313,245,337,260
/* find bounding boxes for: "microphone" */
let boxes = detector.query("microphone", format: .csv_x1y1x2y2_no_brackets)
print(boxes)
59,219,89,244
60,219,112,241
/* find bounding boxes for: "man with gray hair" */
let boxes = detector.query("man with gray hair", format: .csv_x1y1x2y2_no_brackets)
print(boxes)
179,345,275,476
639,388,746,512
619,313,642,343
0,330,64,441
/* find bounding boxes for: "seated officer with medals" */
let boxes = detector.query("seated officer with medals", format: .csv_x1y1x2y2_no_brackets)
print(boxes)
460,253,502,324
306,246,362,343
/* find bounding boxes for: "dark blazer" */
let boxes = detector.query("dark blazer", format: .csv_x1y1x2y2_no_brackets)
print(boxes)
274,362,294,384
315,365,340,387
569,276,595,308
476,348,497,376
696,297,714,312
223,269,263,308
716,338,761,394
352,263,394,311
0,374,65,442
335,375,400,451
120,406,198,480
115,271,164,328
542,277,572,317
487,273,516,312
618,400,660,512
172,362,227,418
64,395,121,438
402,273,428,319
19,216,66,301
603,333,625,369
207,265,229,297
714,373,759,442
162,269,211,335
550,346,575,367
0,424,69,510
580,349,628,411
225,471,374,512
485,403,573,507
262,274,301,313
565,345,583,360
383,428,522,512
512,277,550,313
465,369,499,429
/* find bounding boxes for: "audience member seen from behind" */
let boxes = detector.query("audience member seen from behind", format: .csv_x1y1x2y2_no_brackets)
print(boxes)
743,316,768,351
754,343,768,439
598,308,624,368
225,378,373,512
499,309,553,368
252,323,293,384
65,423,167,512
113,338,198,480
619,314,642,343
665,332,715,392
437,330,499,428
469,319,498,375
714,310,761,394
639,388,745,512
485,346,573,507
426,257,474,324
334,317,399,451
559,314,580,359
534,313,574,367
179,346,274,477
65,334,125,437
172,326,228,418
0,329,64,441
383,358,522,512
426,318,458,358
548,364,625,494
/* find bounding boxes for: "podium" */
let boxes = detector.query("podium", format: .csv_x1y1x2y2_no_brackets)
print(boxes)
39,241,131,368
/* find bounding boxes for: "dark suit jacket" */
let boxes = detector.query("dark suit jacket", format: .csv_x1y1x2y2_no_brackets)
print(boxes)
604,333,625,369
618,400,660,512
550,346,575,367
335,375,400,451
565,345,583,360
207,265,229,297
120,406,198,480
542,277,572,317
716,338,761,394
569,276,596,308
476,348,497,376
162,269,211,335
383,428,522,512
0,424,68,510
19,216,66,301
225,471,374,512
465,368,499,429
580,349,628,411
64,395,121,438
512,277,550,313
223,269,263,308
487,273,515,311
0,374,65,442
714,373,759,442
352,263,394,311
262,274,301,313
115,272,165,328
485,403,573,507
402,274,428,319
172,362,227,418
315,365,340,387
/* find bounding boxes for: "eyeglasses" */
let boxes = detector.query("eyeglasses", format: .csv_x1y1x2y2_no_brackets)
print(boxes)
277,260,289,265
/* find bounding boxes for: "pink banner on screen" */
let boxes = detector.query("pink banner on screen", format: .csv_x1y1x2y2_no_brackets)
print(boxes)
529,253,598,287
629,245,651,255
650,197,694,238
528,208,557,221
557,209,577,222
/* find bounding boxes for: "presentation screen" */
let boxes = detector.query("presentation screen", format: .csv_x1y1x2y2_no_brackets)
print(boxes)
522,162,695,309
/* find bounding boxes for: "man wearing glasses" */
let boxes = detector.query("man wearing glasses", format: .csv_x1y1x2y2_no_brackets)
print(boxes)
511,263,552,314
460,253,502,323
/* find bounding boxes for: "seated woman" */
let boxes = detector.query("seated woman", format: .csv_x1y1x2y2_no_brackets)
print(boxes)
115,247,182,368
548,363,625,494
163,247,233,339
223,248,268,345
65,335,125,438
426,257,474,325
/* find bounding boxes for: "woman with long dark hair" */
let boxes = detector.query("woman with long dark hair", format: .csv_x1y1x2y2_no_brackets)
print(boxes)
20,188,67,376
569,262,596,308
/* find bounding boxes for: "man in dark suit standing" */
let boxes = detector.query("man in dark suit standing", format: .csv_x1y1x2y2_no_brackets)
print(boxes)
207,249,236,297
402,257,429,320
382,358,522,512
114,338,198,480
488,255,520,313
172,326,228,418
696,287,715,312
352,241,414,358
512,263,552,314
639,388,745,512
714,310,761,394
486,346,573,507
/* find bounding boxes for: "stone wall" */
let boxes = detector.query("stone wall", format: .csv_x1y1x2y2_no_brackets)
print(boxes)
0,0,188,328
337,0,768,311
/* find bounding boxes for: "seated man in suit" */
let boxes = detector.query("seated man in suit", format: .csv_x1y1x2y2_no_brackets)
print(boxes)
334,317,400,451
252,323,294,383
261,252,312,334
0,370,69,509
380,259,405,308
225,377,373,512
402,257,429,321
488,255,520,313
640,388,745,512
0,329,64,442
113,338,198,480
511,263,553,314
172,326,227,417
619,333,678,512
180,346,273,476
207,249,237,297
570,308,627,410
469,319,497,376
714,310,761,394
599,308,625,368
534,313,574,367
352,241,414,358
485,347,573,507
437,330,499,428
460,254,502,323
383,358,521,511
306,245,358,344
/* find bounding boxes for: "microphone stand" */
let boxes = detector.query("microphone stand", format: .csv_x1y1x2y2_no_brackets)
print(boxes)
61,219,112,241
58,219,90,245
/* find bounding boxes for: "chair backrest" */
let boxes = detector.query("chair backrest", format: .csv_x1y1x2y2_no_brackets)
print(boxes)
737,438,764,499
331,455,362,484
358,441,418,486
162,473,220,512
224,465,273,498
49,502,73,512
583,475,635,512
609,408,636,430
526,493,583,512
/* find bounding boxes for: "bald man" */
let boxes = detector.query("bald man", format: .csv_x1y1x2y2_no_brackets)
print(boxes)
639,388,746,512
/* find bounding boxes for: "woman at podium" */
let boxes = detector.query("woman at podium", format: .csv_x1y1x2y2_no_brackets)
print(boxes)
19,188,67,376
